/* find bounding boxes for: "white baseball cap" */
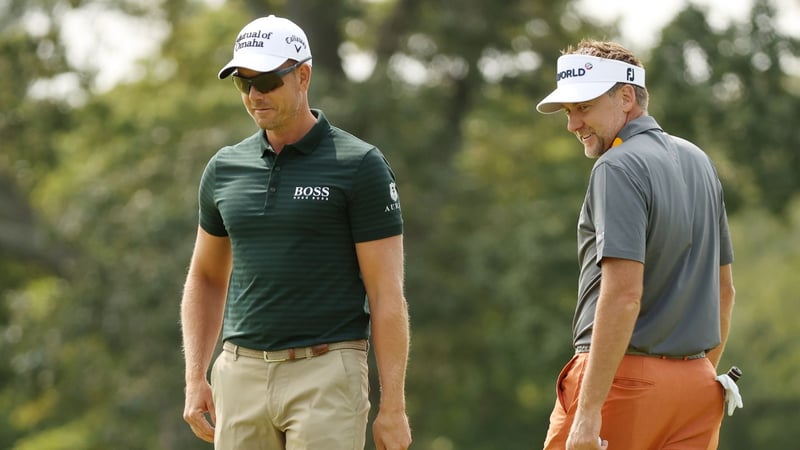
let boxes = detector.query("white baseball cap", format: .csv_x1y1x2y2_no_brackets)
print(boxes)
536,54,645,114
218,15,312,79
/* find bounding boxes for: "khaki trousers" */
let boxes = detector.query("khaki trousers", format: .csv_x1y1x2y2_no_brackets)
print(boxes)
543,352,724,449
210,343,369,450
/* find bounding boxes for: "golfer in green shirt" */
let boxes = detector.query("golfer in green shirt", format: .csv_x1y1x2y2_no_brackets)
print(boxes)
180,15,411,450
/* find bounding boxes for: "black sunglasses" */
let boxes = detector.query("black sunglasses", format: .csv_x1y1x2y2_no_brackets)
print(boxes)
232,57,311,94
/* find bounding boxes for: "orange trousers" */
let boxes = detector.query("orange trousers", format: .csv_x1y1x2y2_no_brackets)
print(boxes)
543,353,724,449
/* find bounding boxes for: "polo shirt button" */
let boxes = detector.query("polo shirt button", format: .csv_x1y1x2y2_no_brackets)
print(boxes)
274,166,281,171
269,187,276,193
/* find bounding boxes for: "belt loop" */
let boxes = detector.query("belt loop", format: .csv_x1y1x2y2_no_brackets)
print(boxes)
233,344,239,361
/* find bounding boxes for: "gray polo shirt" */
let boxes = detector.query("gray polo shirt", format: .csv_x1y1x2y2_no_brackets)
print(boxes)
198,109,403,351
574,116,734,356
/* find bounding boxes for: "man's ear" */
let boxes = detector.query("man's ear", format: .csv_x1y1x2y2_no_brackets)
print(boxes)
620,84,636,112
297,64,312,89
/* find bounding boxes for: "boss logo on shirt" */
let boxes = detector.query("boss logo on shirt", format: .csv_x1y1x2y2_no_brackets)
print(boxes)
293,186,330,200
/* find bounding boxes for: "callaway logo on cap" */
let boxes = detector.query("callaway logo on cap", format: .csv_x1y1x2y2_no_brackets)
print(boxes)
218,15,313,79
536,54,645,114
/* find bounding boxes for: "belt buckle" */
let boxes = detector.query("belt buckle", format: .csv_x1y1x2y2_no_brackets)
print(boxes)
262,344,331,363
263,351,290,363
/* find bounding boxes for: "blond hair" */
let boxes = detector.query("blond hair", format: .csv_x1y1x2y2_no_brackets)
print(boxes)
564,39,649,111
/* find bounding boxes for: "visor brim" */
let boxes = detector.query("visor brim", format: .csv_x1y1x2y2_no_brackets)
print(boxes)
536,81,617,114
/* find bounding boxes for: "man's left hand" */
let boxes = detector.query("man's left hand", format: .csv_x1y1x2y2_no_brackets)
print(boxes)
372,409,412,450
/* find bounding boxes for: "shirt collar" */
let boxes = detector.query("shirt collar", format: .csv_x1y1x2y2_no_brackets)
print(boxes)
260,109,330,156
615,115,663,144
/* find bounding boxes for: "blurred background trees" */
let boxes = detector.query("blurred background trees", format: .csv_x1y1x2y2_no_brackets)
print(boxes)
1,0,798,448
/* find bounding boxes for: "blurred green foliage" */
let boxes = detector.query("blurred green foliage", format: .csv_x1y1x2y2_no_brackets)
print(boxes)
1,0,798,448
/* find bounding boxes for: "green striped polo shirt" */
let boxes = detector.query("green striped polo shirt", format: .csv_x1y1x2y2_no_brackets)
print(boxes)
198,109,403,351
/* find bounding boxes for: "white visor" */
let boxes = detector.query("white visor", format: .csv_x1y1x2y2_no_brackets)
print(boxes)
536,54,645,114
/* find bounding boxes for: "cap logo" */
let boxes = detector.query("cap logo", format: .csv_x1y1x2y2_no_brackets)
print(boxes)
235,31,273,51
556,62,600,82
557,67,586,82
286,34,307,53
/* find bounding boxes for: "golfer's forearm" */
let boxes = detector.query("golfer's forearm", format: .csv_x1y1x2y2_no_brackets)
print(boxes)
181,275,227,383
578,258,643,412
371,298,410,411
708,291,735,367
581,299,638,411
708,264,735,368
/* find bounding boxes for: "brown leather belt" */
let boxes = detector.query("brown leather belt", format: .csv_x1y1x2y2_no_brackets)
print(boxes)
223,340,368,362
574,344,706,360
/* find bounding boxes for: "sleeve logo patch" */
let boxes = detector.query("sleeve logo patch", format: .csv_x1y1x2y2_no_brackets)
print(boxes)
385,182,401,213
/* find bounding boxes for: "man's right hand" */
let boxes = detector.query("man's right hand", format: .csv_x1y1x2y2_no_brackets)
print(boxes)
183,381,216,443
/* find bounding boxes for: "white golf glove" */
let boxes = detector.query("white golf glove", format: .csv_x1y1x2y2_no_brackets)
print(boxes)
715,373,743,416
